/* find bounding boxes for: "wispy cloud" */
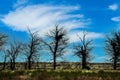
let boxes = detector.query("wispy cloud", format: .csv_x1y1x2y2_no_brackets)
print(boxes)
111,16,120,22
108,4,119,11
0,4,91,35
68,31,104,42
0,4,103,42
0,5,88,31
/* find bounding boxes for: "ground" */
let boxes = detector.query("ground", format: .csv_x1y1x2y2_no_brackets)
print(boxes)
0,69,120,80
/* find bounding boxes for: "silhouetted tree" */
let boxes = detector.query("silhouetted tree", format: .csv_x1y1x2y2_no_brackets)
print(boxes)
24,29,41,69
43,25,69,70
74,32,93,69
2,50,8,70
105,32,120,70
0,33,8,70
0,33,8,50
7,40,23,70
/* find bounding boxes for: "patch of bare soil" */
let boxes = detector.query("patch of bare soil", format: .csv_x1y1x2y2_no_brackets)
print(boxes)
14,75,30,80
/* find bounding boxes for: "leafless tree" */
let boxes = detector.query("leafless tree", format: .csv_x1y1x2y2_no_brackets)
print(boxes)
43,25,69,70
0,33,8,70
0,33,8,50
105,32,120,70
74,32,93,69
24,29,42,69
7,40,23,70
2,50,9,70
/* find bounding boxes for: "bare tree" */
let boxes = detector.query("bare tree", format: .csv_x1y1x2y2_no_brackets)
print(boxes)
24,29,42,69
74,32,93,69
2,50,8,70
0,33,8,70
105,32,120,70
43,25,69,70
0,33,8,50
7,40,23,70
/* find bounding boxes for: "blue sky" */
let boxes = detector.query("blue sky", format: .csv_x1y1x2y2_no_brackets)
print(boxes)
0,0,120,62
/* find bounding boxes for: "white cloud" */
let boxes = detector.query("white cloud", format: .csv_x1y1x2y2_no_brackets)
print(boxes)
108,4,118,11
111,16,120,22
0,4,91,37
69,31,103,42
0,4,104,43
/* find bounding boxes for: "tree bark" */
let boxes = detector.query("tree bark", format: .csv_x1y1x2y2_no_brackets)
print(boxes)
53,40,58,70
13,58,15,70
28,56,31,69
113,55,117,70
113,44,117,70
2,56,7,70
10,59,13,70
2,61,6,70
53,53,56,70
82,54,87,69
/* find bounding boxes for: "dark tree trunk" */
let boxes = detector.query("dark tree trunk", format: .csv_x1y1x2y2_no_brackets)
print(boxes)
28,56,31,69
13,58,15,70
53,52,56,70
113,45,117,70
113,55,117,70
2,61,6,70
82,54,87,69
53,41,58,70
2,57,7,70
24,62,27,69
10,59,13,70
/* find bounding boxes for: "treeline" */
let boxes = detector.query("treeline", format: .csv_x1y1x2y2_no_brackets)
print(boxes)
0,25,120,70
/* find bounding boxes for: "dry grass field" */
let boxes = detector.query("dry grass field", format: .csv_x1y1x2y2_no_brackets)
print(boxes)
0,62,120,80
0,69,120,80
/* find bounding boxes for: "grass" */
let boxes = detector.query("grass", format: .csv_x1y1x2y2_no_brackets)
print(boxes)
0,69,120,80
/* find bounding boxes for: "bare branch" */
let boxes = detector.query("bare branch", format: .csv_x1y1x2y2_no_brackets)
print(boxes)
43,24,69,70
74,31,93,69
